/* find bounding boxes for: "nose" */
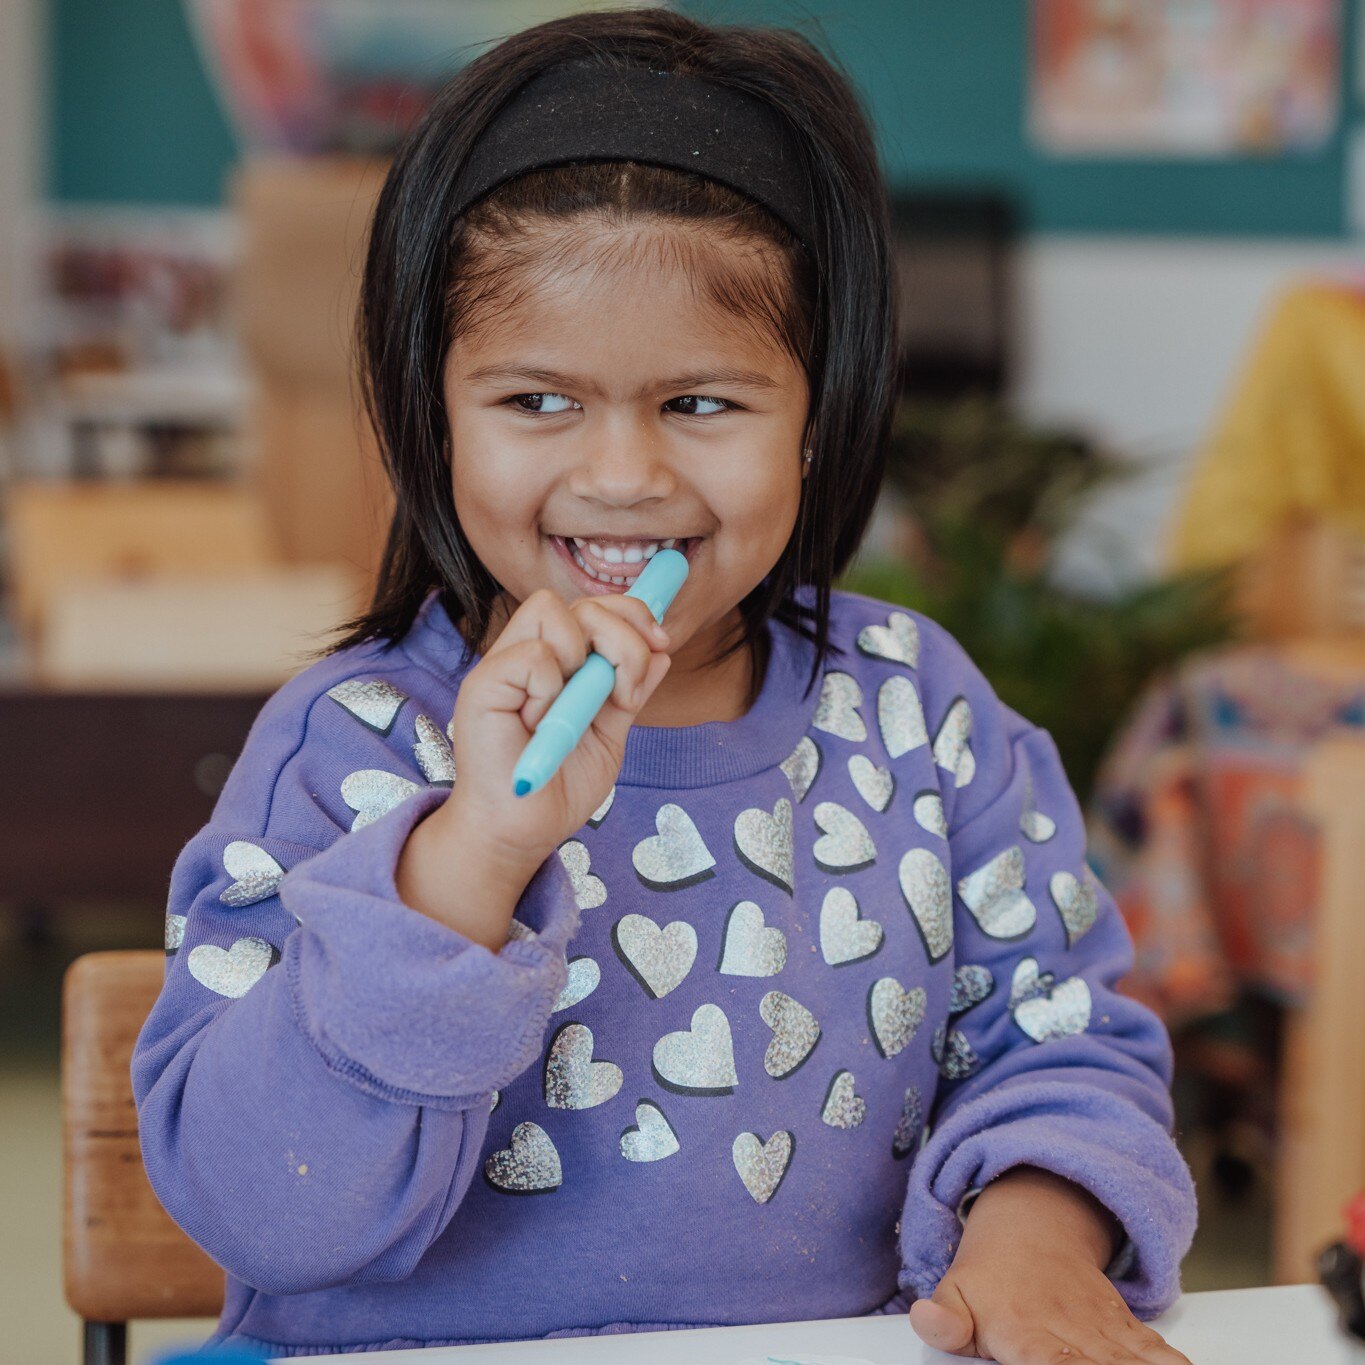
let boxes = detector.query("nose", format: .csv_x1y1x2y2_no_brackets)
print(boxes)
566,422,678,507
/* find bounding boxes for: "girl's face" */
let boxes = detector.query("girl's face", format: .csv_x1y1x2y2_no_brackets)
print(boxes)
442,220,810,690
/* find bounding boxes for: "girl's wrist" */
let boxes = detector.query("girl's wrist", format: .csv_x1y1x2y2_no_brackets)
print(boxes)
439,792,551,873
396,796,541,948
960,1166,1121,1271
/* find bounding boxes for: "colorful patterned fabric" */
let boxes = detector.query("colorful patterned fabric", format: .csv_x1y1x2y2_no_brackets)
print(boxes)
1090,645,1365,1024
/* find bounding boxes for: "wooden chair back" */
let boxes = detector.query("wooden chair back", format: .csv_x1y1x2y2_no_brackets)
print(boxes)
63,951,224,1361
1276,732,1365,1282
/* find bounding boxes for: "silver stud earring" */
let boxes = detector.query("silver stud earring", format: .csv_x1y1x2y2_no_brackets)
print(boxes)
803,448,813,466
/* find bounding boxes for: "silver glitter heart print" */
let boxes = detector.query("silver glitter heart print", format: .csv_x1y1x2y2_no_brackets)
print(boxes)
857,611,921,668
948,964,994,1014
734,798,794,892
1019,769,1057,843
898,847,953,963
326,678,407,734
632,803,716,890
819,886,883,966
932,1022,980,1080
892,1084,923,1158
613,914,697,999
932,697,975,788
543,1023,622,1110
588,786,616,828
812,672,867,743
1049,869,1099,945
340,769,421,832
1008,956,1056,1008
620,1101,680,1163
412,714,456,786
878,675,928,760
187,936,278,998
557,840,607,909
164,913,186,954
820,1070,867,1129
868,977,927,1058
912,791,948,838
653,1003,738,1094
780,735,822,803
219,841,285,908
484,1121,562,1194
719,901,787,977
848,754,894,812
1010,957,1092,1042
957,846,1037,939
759,991,821,1078
732,1130,794,1204
812,801,876,873
552,956,600,1012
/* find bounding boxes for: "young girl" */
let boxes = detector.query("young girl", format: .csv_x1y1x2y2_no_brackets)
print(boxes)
134,9,1196,1360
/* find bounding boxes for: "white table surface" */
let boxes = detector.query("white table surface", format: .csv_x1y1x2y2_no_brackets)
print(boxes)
290,1283,1360,1363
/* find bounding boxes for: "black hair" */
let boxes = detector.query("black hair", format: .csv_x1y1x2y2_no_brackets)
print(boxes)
321,6,897,701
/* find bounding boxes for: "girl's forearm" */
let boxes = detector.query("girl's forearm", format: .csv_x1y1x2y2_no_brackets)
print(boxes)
960,1166,1121,1271
395,795,539,950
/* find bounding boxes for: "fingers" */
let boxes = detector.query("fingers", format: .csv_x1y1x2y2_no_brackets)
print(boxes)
962,1293,1186,1365
468,637,572,731
571,596,668,710
483,589,589,677
909,1281,979,1357
1015,1321,1184,1365
1098,1314,1192,1364
483,588,669,715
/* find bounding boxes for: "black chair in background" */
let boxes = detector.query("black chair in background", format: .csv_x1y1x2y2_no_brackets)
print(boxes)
890,190,1018,401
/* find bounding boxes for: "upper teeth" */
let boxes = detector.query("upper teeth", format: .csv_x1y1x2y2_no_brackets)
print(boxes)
565,536,686,584
573,536,678,563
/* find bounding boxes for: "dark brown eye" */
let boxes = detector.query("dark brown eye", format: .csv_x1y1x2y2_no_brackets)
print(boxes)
509,393,577,414
666,395,733,416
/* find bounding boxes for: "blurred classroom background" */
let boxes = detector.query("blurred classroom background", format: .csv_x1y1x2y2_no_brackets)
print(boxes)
5,1,1365,1360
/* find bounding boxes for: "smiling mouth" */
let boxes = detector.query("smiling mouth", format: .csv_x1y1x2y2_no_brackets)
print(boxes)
548,534,701,587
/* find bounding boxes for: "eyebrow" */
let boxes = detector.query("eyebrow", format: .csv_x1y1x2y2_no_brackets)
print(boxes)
461,364,783,396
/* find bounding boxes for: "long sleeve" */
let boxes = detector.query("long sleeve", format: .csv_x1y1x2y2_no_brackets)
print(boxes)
896,631,1197,1319
132,667,581,1297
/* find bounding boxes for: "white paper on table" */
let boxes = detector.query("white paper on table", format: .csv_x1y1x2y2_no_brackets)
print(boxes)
733,1355,883,1365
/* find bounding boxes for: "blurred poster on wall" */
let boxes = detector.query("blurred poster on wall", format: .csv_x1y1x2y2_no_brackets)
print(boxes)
1030,0,1341,156
187,0,668,155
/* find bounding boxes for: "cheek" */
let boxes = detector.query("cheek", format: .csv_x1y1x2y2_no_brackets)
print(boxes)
716,450,802,538
448,438,546,566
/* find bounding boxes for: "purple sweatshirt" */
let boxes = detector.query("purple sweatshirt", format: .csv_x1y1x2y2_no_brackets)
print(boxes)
132,586,1196,1356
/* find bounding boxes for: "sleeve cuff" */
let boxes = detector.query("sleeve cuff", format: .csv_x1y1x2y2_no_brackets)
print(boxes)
280,787,581,1104
899,1078,1197,1318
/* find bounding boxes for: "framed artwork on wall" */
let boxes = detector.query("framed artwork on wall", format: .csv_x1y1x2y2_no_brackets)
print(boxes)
1030,0,1342,157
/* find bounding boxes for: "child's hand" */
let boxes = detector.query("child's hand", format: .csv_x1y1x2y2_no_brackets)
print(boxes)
442,586,671,872
909,1168,1191,1363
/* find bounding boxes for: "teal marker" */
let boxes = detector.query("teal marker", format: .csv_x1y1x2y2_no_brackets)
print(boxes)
512,548,689,797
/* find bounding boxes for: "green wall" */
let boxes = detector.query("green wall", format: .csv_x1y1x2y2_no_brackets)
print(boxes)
49,0,1363,235
50,0,236,205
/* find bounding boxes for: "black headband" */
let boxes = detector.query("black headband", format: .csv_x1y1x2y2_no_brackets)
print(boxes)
448,59,815,250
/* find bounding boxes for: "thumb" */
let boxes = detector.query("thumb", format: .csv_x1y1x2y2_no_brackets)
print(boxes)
909,1277,978,1356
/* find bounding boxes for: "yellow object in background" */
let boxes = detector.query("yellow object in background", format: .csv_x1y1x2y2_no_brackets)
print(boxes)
1169,282,1365,573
